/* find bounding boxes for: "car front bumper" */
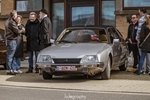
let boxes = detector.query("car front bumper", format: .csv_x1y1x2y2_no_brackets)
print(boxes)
36,62,104,76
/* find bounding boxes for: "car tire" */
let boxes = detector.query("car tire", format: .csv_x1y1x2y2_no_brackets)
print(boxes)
42,71,52,80
119,55,128,71
101,57,111,80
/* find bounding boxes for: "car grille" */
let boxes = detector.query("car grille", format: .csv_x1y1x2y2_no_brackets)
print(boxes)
53,58,81,64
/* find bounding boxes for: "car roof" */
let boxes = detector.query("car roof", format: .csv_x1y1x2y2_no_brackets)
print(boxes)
66,25,115,30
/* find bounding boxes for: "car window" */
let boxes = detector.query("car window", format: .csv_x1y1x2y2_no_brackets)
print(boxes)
108,28,115,43
108,28,122,43
111,28,121,39
60,29,100,43
99,29,108,43
116,29,124,40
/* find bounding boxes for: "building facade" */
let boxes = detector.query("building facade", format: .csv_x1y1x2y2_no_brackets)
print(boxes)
0,0,150,39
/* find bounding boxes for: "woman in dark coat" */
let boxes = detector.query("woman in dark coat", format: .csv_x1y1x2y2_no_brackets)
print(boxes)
135,15,150,75
25,12,41,73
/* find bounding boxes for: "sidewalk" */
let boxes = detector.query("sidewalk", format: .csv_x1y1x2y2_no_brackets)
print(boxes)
0,66,150,94
0,56,150,94
0,70,150,94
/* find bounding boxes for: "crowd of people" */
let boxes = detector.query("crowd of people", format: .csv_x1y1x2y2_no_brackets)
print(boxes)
127,8,150,75
5,8,53,75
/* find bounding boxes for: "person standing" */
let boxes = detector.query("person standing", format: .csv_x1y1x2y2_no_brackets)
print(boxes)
13,15,25,74
5,10,25,74
127,14,140,72
38,8,53,49
136,8,147,41
25,12,41,73
136,8,150,74
134,15,150,75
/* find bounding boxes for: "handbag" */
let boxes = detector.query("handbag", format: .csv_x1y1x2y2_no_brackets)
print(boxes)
139,32,150,49
14,35,24,58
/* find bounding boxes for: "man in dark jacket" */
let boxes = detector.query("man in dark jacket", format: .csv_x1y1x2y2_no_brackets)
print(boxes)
5,10,25,74
127,14,140,71
25,12,41,73
38,8,53,49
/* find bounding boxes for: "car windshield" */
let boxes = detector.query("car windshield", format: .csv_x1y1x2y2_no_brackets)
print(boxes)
59,29,101,43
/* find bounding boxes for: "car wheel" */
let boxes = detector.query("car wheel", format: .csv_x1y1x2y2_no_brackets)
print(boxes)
101,57,111,80
42,71,52,80
119,56,128,71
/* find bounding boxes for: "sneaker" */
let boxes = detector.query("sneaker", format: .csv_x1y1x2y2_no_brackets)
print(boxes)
7,70,16,75
136,71,141,75
17,70,23,74
13,70,18,74
26,70,33,73
148,72,150,75
133,70,141,75
142,71,146,75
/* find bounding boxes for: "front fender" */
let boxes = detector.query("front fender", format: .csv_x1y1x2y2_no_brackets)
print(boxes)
97,46,112,71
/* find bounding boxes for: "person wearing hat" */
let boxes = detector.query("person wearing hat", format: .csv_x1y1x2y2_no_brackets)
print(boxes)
38,8,53,49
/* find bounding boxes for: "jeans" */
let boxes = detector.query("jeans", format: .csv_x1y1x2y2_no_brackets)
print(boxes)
6,40,17,71
138,51,147,72
12,58,21,71
28,51,40,71
145,53,150,72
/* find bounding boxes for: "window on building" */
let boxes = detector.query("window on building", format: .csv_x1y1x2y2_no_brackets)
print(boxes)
0,0,1,12
71,6,94,26
123,0,150,8
102,0,115,26
52,2,64,39
16,0,43,11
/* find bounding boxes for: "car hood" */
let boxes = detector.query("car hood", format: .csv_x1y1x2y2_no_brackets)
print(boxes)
39,43,109,58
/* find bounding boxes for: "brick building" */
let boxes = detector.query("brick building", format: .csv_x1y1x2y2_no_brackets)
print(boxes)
0,0,149,39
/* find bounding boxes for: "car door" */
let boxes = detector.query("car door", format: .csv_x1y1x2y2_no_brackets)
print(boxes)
116,29,129,64
107,28,121,67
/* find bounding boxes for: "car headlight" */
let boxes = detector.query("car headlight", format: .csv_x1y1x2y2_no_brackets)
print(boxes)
38,55,52,63
80,55,98,63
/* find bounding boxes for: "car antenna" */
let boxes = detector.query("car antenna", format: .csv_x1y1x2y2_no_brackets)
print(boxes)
84,17,91,27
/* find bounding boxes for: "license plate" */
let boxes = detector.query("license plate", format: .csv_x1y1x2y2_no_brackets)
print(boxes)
55,66,77,71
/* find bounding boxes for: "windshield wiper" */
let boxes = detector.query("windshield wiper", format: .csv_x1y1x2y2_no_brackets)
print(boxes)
59,40,77,43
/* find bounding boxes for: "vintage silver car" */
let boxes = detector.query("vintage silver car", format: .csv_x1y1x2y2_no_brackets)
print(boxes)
37,26,129,80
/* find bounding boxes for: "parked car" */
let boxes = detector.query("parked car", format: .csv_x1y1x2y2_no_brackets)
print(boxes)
0,29,27,69
37,26,129,80
0,29,7,69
